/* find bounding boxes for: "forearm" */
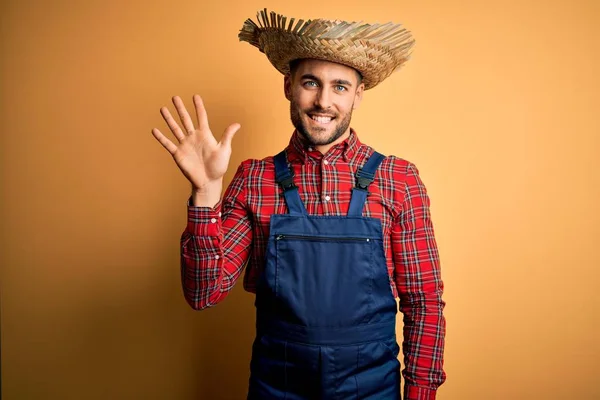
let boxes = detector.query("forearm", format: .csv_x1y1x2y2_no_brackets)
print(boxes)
400,288,446,399
181,203,227,310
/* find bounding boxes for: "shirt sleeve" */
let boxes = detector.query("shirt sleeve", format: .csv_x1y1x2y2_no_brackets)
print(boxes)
180,162,253,310
391,162,446,399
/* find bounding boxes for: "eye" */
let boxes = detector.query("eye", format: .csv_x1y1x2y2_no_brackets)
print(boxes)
303,81,318,87
335,85,347,92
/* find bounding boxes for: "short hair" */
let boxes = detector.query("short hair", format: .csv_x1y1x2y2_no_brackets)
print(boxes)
289,59,363,86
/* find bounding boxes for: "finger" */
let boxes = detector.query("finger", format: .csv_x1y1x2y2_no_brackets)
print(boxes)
193,94,210,131
172,96,196,134
219,123,241,149
160,107,185,141
151,128,178,155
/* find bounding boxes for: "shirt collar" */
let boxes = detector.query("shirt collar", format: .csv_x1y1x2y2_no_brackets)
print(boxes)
286,128,361,164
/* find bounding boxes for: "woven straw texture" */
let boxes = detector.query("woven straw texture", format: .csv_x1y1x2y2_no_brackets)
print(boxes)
239,8,415,89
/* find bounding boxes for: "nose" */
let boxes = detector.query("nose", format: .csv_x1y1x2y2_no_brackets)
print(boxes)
314,88,332,110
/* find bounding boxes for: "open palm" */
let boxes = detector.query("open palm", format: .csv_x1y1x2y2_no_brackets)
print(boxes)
151,94,240,190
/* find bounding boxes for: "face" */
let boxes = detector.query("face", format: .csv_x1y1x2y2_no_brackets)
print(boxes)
284,59,364,147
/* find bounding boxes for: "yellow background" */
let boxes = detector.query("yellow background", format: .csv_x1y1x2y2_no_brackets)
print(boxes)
1,0,599,399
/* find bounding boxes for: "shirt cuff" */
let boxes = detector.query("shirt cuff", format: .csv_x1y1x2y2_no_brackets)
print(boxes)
186,197,222,237
404,385,437,400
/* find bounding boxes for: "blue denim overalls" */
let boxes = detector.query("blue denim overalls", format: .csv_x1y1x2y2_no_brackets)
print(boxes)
248,150,400,399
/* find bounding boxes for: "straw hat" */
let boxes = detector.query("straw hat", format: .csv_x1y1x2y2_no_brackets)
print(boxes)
238,8,415,90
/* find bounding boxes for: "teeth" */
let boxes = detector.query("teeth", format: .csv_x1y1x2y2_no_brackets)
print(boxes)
311,115,332,123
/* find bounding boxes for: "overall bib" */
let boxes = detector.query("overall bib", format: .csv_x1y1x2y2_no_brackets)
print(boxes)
248,150,400,399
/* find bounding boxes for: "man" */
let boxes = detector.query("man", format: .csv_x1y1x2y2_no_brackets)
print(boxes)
152,9,446,400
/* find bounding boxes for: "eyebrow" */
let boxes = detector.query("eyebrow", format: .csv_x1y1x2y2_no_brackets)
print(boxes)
300,74,354,87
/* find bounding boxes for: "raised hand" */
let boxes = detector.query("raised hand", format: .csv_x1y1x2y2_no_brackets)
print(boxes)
152,95,240,205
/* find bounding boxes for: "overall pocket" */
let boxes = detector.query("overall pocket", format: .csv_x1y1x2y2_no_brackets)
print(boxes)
274,234,375,327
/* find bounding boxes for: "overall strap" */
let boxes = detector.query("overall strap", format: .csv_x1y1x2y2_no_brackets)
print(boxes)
347,151,386,217
273,150,308,216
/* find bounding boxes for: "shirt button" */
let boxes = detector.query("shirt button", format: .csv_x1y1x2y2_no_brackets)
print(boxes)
323,159,329,165
210,218,217,223
324,195,331,201
308,147,313,152
215,255,220,260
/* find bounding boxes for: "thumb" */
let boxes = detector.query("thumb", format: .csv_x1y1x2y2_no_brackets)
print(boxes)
219,123,241,148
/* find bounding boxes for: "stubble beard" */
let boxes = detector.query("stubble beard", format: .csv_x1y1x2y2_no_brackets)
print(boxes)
290,99,353,146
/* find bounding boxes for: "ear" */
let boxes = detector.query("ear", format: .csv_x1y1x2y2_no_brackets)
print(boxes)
352,82,365,110
284,74,292,101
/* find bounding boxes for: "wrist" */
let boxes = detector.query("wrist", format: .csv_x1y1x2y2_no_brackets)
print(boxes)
192,178,222,193
191,180,222,207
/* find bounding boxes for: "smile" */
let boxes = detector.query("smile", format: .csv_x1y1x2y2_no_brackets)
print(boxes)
309,114,335,125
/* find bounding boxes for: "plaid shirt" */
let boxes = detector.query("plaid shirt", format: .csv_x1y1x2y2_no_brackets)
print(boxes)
181,129,446,399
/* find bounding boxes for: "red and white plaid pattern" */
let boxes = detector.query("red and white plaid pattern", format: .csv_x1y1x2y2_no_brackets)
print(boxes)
181,129,446,399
